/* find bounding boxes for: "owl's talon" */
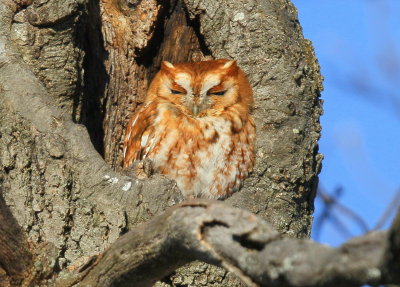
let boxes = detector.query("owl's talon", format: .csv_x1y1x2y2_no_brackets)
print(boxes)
125,160,154,179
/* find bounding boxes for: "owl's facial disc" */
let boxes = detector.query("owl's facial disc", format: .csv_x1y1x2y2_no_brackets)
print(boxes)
167,70,237,117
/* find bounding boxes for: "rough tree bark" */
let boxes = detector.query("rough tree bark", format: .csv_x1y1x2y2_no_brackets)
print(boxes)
0,0,330,285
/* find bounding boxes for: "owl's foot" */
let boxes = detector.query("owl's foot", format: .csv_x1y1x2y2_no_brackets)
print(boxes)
123,159,154,180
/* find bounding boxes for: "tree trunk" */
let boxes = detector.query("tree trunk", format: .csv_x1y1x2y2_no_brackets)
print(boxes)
0,0,323,285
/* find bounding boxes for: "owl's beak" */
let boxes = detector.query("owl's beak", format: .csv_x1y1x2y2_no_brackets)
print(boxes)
192,105,200,116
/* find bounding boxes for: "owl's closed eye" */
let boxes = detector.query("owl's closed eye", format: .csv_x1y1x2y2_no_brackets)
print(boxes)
123,59,256,199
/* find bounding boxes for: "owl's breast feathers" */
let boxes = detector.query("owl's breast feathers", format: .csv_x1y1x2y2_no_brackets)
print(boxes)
123,100,255,199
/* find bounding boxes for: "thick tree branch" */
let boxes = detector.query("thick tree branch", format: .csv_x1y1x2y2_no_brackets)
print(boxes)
57,200,398,287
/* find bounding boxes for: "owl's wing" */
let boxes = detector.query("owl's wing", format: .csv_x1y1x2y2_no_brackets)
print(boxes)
123,101,159,168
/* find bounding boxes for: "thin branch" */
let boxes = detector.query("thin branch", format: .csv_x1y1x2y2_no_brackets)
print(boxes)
315,187,369,240
374,189,400,230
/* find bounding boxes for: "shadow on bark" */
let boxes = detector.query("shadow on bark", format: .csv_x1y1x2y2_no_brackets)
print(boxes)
0,188,33,286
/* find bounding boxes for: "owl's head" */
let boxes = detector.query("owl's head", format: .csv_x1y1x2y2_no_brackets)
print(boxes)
146,59,253,117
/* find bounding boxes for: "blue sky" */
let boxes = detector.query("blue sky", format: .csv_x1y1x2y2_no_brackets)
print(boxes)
291,0,400,245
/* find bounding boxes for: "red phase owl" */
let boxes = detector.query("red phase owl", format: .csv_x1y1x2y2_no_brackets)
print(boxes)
123,59,256,199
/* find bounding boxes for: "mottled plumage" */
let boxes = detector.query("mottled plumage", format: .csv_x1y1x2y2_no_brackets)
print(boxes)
123,59,255,199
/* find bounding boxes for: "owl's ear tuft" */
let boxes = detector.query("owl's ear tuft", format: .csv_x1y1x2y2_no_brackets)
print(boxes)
222,60,236,69
161,61,175,70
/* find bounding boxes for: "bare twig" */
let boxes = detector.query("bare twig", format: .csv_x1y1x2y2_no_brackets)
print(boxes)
374,189,400,230
314,187,369,240
316,186,400,241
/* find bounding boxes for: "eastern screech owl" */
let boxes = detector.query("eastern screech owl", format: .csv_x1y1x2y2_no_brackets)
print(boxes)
123,59,255,199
